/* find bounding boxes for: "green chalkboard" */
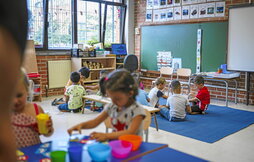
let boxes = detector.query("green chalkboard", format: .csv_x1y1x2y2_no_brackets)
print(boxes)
141,22,228,72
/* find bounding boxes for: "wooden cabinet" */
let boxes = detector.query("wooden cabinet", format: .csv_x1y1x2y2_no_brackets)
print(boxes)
116,55,126,69
29,77,42,102
71,57,116,83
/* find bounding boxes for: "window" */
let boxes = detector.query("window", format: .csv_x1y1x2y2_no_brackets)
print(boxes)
77,1,100,45
27,0,44,47
48,0,72,49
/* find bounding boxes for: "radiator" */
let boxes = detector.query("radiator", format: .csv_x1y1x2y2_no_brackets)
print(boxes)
48,60,71,89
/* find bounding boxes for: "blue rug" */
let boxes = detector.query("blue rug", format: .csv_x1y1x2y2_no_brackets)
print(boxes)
150,104,254,143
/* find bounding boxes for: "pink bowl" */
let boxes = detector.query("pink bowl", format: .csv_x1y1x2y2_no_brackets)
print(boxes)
109,140,132,158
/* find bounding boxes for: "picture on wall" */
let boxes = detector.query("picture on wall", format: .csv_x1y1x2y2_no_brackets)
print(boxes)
146,10,153,22
215,2,225,17
198,0,206,3
160,0,167,8
182,0,190,6
153,9,160,22
182,6,190,19
147,0,154,9
160,9,167,21
153,0,160,9
190,4,199,19
174,6,182,20
190,0,198,4
167,0,173,7
166,8,174,21
173,0,181,6
199,3,207,18
206,3,215,17
172,58,182,73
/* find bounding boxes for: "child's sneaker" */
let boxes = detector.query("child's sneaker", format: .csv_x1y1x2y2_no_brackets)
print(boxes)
201,111,206,115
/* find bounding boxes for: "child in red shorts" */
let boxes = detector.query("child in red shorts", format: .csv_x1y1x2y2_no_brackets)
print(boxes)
189,75,210,114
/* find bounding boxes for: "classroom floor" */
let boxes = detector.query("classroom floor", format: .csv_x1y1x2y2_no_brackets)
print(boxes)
39,96,254,162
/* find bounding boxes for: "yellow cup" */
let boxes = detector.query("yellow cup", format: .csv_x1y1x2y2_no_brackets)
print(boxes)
36,113,49,134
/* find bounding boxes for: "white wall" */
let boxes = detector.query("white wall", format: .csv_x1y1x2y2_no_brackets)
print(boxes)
125,0,135,54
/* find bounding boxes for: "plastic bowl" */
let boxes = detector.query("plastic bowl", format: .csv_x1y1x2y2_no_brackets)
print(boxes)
109,140,132,158
118,135,142,151
87,143,111,161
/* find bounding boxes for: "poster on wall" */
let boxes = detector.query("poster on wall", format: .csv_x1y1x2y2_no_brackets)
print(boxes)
157,51,172,70
196,29,202,73
153,9,160,22
167,0,173,7
147,0,154,9
198,0,206,3
174,6,182,20
146,10,153,22
173,0,181,6
166,8,174,21
182,5,190,19
206,3,215,17
215,1,225,17
190,5,199,19
190,0,198,4
153,0,160,9
160,9,167,21
199,3,207,18
160,0,167,8
172,58,182,73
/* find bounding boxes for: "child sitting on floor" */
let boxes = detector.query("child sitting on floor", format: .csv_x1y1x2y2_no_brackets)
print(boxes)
148,77,168,107
159,80,192,121
12,69,54,148
189,75,210,114
67,69,146,141
58,72,86,113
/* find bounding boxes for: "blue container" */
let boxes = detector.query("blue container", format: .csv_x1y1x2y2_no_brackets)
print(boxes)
68,145,83,162
87,143,111,161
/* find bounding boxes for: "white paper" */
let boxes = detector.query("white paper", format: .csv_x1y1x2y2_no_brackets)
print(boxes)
199,3,207,18
174,7,182,20
153,9,160,22
206,3,215,17
182,6,190,19
215,2,225,17
172,58,182,72
146,10,153,22
190,5,199,19
182,0,190,6
198,0,206,3
153,0,160,9
173,0,181,6
160,9,167,21
147,0,154,9
189,0,198,4
157,51,172,70
166,8,174,21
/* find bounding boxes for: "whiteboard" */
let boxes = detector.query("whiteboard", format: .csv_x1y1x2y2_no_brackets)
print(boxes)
227,5,254,72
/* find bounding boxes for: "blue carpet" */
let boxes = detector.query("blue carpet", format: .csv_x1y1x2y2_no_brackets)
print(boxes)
150,104,254,143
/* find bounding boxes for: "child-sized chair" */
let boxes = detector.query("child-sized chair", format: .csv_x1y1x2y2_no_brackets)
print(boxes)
104,109,151,142
152,67,174,87
176,68,192,94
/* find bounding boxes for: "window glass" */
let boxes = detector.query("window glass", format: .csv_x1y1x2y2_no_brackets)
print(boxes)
27,0,44,47
48,0,72,49
77,1,100,45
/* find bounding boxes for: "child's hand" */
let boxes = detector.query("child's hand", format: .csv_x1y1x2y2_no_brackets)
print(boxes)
90,132,108,142
67,124,83,135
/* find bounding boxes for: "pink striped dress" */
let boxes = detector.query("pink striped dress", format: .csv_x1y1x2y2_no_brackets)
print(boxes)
12,104,41,148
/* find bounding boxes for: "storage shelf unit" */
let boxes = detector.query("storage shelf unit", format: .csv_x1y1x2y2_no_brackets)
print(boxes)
28,77,42,102
71,57,116,84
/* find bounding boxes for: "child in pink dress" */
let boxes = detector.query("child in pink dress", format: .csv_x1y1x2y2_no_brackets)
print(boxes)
11,69,54,148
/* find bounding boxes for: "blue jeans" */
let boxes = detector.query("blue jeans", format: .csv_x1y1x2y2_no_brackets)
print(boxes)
58,103,82,113
160,107,185,122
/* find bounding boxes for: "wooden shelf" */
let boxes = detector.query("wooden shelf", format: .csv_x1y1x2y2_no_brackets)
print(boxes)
116,63,124,65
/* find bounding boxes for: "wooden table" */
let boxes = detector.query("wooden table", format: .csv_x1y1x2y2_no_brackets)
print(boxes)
83,95,160,131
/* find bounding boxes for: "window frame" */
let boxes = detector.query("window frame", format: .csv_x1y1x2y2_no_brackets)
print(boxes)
33,0,126,51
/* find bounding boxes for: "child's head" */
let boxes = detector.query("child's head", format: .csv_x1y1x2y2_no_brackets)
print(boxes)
70,72,80,83
13,68,30,112
79,67,90,79
155,77,166,90
194,75,204,89
170,80,181,94
99,69,138,107
99,70,109,79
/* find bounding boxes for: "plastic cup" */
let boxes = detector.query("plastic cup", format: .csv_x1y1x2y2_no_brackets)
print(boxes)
87,143,111,161
118,135,142,151
36,113,49,134
109,140,132,158
50,151,67,162
68,145,83,162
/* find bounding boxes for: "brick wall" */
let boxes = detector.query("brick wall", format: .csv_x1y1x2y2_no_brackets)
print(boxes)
36,52,71,97
135,0,254,104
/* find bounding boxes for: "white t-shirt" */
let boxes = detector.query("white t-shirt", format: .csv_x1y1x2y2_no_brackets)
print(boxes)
104,102,146,136
148,87,164,107
166,94,190,119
